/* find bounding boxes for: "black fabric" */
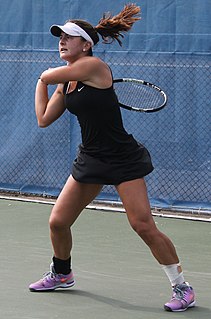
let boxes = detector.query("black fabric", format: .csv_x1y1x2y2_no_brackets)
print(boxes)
72,144,153,185
64,81,153,185
53,256,71,275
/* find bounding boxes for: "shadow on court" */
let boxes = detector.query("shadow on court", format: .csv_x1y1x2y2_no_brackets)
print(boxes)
0,199,210,319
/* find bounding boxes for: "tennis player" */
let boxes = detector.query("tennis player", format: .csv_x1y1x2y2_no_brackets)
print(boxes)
29,4,195,312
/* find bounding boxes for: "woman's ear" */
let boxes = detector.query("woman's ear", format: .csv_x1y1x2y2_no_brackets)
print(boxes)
82,41,92,52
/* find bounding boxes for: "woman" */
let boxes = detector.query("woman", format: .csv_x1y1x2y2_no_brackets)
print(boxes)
29,4,195,312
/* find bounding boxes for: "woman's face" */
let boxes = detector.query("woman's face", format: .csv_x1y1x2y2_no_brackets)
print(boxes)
59,32,86,62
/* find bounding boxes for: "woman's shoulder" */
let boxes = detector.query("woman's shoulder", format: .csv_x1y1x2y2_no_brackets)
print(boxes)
77,56,107,68
74,56,111,88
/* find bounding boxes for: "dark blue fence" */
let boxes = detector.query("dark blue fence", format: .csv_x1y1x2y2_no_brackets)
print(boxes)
0,0,210,212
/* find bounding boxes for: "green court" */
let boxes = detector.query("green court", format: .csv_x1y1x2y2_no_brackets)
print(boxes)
0,199,210,319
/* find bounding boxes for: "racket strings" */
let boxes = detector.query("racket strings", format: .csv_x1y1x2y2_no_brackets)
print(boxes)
114,82,164,110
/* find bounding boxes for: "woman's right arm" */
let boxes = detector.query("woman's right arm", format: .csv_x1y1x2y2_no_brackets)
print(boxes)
35,79,66,128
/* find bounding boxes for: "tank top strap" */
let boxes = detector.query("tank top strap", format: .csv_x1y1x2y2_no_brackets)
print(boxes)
63,82,68,95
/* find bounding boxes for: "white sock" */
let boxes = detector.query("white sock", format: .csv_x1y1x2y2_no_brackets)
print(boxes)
161,263,185,287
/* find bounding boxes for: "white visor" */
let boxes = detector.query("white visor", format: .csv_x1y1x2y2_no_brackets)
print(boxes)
50,22,94,47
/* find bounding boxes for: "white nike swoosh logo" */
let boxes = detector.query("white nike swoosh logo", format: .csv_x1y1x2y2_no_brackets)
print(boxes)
78,86,85,92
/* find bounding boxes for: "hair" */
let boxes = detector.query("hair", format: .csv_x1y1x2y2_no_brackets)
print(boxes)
68,3,141,47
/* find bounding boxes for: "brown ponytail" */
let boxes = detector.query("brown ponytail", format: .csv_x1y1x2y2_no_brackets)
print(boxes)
95,3,141,46
68,3,140,47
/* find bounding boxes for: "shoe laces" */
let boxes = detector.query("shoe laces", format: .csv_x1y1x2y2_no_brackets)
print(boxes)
173,284,190,302
173,286,184,299
43,271,55,279
42,265,57,280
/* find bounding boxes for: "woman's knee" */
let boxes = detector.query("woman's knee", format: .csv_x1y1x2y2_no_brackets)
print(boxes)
130,219,148,235
129,217,158,243
49,210,68,231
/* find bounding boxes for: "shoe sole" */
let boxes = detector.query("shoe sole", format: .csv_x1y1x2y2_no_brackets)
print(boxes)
164,300,196,312
29,280,75,292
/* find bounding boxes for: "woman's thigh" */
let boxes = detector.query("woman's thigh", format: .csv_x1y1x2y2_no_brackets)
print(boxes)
50,175,103,227
115,178,154,226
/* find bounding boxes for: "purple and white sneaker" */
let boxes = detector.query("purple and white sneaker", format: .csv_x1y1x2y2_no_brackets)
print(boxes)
164,282,195,312
29,263,75,292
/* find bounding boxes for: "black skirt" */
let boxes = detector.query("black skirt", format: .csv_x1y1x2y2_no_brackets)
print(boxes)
72,144,154,185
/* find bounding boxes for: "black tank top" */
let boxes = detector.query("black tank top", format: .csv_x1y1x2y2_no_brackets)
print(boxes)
63,81,140,158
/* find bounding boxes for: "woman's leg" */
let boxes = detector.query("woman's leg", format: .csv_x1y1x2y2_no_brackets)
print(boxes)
115,178,179,265
115,178,195,311
49,175,103,260
29,176,102,292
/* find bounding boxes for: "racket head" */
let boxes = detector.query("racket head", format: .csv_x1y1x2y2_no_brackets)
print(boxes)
113,78,167,113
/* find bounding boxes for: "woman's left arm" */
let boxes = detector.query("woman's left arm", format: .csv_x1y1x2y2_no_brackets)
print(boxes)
39,57,112,88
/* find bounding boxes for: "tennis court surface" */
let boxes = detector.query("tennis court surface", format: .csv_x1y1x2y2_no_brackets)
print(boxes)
0,199,210,319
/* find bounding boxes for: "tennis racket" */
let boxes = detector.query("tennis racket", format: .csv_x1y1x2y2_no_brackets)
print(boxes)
113,78,167,113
